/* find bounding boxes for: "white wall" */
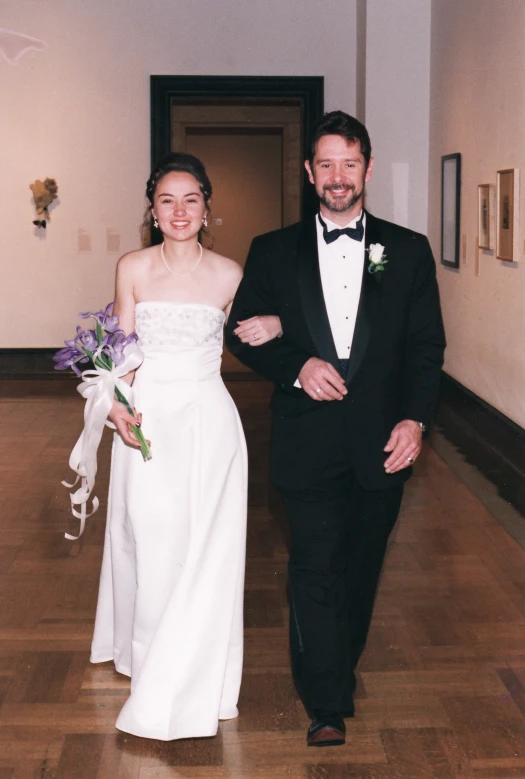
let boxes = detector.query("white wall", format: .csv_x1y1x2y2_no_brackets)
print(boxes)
364,0,432,234
429,0,525,427
1,0,357,347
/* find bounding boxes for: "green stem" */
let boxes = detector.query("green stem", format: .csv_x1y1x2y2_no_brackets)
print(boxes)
114,386,152,462
81,346,152,462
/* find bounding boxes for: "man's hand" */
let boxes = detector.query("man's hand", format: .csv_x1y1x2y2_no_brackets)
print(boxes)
108,401,142,448
384,420,422,473
233,315,283,345
298,357,347,401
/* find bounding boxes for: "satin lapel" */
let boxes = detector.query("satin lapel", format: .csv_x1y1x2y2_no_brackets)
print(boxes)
297,218,340,370
345,211,384,384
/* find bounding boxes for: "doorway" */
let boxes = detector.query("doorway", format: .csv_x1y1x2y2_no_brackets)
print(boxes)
150,76,324,373
185,126,283,266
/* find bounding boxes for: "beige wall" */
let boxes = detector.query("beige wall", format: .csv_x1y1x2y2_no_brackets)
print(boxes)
429,0,525,427
1,0,357,347
364,0,432,234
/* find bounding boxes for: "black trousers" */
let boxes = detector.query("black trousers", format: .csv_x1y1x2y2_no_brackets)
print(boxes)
276,454,403,715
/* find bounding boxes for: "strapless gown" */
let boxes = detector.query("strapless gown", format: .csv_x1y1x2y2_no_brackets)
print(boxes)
90,302,248,741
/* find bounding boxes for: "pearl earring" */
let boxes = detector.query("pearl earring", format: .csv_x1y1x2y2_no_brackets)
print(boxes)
153,217,159,228
202,216,208,228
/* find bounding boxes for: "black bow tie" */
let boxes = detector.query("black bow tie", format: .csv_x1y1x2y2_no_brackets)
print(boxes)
319,212,364,244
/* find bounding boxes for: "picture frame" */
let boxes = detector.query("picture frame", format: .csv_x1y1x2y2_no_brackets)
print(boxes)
441,153,461,268
496,168,520,262
478,184,494,250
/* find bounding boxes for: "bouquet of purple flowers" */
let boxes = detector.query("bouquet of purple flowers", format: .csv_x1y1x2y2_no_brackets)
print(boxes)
55,303,151,539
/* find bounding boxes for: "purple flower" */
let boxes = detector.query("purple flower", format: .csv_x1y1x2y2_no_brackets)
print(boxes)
104,331,138,366
54,303,139,375
74,327,98,353
104,315,120,334
53,343,90,376
79,302,119,333
54,327,97,376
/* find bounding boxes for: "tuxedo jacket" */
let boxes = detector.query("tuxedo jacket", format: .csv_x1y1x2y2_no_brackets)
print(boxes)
225,212,446,491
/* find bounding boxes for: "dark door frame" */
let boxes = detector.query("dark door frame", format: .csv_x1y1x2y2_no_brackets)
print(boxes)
150,75,324,218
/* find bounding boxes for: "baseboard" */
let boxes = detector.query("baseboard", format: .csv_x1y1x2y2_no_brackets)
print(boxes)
0,348,62,379
434,372,525,515
0,349,264,382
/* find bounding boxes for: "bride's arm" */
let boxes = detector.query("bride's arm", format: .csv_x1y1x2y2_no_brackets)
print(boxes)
108,254,142,448
233,314,283,345
225,265,283,346
113,254,136,357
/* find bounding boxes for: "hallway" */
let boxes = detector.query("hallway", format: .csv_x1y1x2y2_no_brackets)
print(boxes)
1,378,525,777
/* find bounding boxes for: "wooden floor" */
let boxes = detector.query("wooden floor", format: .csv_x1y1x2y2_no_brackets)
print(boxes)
2,379,525,778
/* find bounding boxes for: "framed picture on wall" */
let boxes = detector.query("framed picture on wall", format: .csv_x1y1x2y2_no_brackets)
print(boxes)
496,169,520,261
478,184,494,250
441,153,461,268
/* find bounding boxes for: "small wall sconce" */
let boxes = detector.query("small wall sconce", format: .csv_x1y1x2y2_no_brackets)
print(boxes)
30,178,58,229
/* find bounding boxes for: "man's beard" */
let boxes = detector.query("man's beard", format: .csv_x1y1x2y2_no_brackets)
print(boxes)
320,183,363,213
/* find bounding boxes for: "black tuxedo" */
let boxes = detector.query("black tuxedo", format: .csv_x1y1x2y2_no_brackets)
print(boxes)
226,211,445,713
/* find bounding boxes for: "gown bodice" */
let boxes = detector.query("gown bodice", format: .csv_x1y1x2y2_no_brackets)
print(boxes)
134,302,226,382
135,301,226,348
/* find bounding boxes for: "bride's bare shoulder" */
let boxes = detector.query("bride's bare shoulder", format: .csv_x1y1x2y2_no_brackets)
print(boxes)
117,246,157,276
206,250,243,282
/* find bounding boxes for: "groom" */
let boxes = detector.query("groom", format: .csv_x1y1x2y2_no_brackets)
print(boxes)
226,111,445,747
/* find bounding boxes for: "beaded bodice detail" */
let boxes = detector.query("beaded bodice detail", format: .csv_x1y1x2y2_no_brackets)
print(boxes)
135,302,226,349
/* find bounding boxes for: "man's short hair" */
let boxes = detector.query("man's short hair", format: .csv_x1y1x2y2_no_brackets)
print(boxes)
308,111,372,168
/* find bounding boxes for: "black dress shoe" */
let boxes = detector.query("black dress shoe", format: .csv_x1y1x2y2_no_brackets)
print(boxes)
307,710,345,747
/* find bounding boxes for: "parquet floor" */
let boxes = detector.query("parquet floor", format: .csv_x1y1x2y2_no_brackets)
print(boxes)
2,379,525,777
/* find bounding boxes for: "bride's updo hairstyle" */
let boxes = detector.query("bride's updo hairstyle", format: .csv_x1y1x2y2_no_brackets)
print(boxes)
146,152,212,206
142,152,214,247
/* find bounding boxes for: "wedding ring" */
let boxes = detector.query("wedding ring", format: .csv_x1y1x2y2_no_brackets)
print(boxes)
407,456,414,463
315,387,321,394
253,335,259,341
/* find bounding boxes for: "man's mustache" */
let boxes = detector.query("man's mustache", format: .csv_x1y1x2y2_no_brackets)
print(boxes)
323,183,354,193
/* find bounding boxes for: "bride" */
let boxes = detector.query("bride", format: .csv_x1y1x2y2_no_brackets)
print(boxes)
90,152,282,741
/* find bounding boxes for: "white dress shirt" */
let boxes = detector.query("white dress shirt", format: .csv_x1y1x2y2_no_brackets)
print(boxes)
294,211,366,387
317,211,366,359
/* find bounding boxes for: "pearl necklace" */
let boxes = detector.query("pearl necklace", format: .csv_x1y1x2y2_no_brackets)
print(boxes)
160,242,203,277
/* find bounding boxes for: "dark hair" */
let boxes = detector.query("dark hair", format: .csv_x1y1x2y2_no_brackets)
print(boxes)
142,152,214,247
146,152,212,205
308,110,372,168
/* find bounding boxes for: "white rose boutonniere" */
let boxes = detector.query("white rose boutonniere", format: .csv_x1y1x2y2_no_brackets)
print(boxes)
367,243,388,274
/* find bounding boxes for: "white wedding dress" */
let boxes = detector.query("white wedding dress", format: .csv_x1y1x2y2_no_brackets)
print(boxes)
90,301,248,741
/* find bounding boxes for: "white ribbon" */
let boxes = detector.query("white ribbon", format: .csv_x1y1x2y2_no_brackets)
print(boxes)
62,342,145,540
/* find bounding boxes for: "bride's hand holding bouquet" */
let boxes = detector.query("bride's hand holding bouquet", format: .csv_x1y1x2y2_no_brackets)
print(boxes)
108,398,144,450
